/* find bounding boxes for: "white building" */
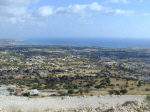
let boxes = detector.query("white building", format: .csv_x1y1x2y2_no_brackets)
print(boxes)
25,89,40,95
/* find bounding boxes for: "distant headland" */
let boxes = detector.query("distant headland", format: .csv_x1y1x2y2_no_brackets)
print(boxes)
0,39,25,45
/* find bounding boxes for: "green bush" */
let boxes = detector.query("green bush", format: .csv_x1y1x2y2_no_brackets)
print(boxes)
145,88,150,91
58,91,68,96
108,90,120,95
23,92,30,97
116,84,119,86
84,88,90,94
120,89,128,95
68,89,74,94
78,88,83,94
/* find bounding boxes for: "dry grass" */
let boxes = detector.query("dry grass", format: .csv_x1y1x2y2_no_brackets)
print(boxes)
84,49,99,51
90,91,109,95
127,91,150,95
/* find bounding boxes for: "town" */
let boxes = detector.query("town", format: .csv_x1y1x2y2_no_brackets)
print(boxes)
0,45,150,97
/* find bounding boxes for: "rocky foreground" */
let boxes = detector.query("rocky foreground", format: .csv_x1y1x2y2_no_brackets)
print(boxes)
0,95,149,112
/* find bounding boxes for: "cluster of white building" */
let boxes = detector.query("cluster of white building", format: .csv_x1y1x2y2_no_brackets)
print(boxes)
0,85,39,96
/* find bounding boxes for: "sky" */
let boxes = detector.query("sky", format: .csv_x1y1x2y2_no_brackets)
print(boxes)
0,0,150,39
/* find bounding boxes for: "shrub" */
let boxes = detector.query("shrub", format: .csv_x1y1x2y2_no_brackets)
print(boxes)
125,85,129,87
145,88,150,91
120,89,128,95
78,88,83,94
58,91,68,96
84,88,90,94
129,88,135,90
23,92,30,97
68,89,74,94
108,90,120,95
109,84,115,86
116,84,119,86
51,94,57,96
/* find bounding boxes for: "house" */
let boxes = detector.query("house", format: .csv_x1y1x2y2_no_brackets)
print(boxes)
14,88,28,96
15,89,23,96
25,89,40,95
22,88,28,91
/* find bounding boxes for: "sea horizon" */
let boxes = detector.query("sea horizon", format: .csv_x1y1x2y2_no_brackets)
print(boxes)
15,37,150,48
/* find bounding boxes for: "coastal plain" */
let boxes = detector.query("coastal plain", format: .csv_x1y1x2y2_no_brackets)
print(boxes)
0,39,149,111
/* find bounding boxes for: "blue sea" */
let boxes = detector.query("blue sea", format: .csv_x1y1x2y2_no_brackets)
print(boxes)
16,38,150,48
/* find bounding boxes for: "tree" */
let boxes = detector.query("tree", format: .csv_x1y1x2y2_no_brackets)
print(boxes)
137,81,142,87
68,89,74,94
120,89,128,95
23,92,30,97
108,90,120,95
78,88,83,95
105,78,111,85
32,84,38,89
84,88,90,94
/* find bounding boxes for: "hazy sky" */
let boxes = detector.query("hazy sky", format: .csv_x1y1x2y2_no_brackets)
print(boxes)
0,0,149,38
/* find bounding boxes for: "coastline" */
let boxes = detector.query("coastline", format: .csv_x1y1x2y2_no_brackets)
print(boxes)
15,38,150,48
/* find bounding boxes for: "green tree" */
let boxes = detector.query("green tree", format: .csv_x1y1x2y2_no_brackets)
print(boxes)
78,88,83,95
137,81,142,87
68,89,74,94
120,89,128,95
105,78,111,84
84,88,90,94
